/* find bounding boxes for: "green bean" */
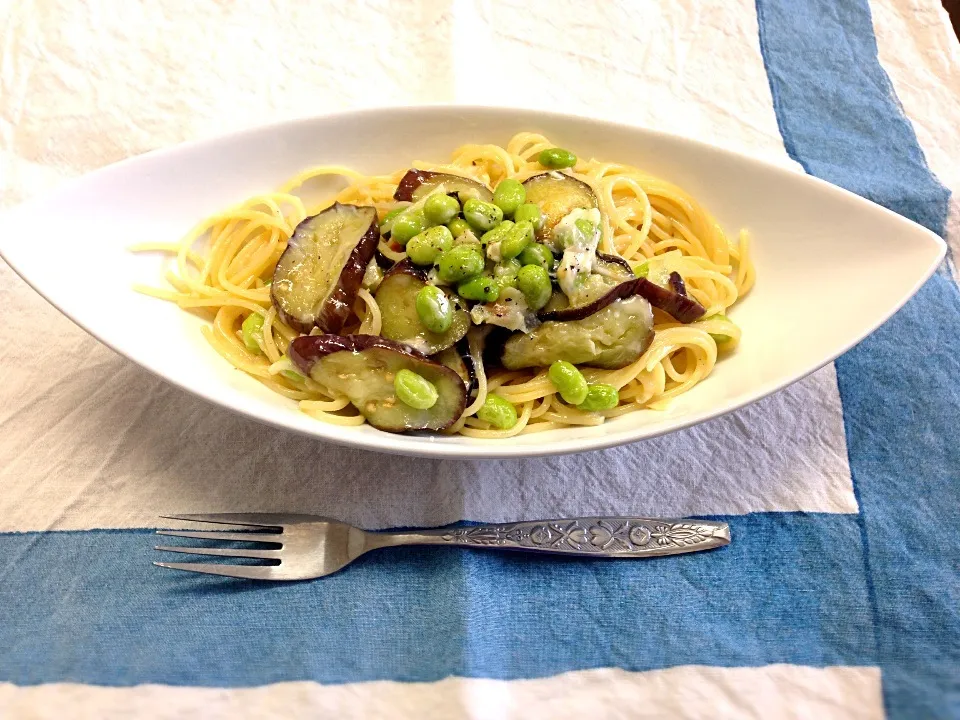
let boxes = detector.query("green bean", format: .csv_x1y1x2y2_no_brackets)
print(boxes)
518,242,555,269
457,275,499,303
492,178,526,216
577,383,620,411
462,198,503,232
513,202,544,231
476,393,518,429
481,220,515,247
516,264,552,310
241,313,264,353
424,193,460,226
447,218,471,238
406,225,454,266
500,220,534,260
538,147,577,169
437,245,485,283
548,360,588,405
391,209,427,246
415,285,454,333
394,369,439,410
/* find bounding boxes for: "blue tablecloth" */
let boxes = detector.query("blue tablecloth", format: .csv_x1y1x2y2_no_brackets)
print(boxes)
1,0,957,717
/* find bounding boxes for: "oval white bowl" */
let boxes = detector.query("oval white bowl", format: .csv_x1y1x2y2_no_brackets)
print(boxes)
0,107,945,458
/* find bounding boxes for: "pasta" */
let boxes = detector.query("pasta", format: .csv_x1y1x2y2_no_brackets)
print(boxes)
134,132,753,436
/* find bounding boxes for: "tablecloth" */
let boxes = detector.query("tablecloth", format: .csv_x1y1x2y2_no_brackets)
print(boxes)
1,1,958,717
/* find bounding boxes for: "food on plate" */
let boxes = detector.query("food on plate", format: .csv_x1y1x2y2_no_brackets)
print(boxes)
289,334,466,432
271,203,380,333
136,133,753,436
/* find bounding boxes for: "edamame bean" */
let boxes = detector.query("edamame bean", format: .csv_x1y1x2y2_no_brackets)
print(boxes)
494,258,522,280
463,198,503,232
554,218,594,250
494,258,522,290
575,218,596,239
437,245,485,283
538,147,577,169
452,230,482,249
457,275,499,303
394,369,439,410
415,285,453,333
379,207,405,232
516,264,552,310
476,393,518,429
481,220,514,247
447,218,471,238
424,193,460,226
406,225,454,266
492,178,526,216
577,383,620,411
518,242,554,269
548,360,588,405
241,313,264,353
500,220,534,260
391,209,427,246
513,203,544,231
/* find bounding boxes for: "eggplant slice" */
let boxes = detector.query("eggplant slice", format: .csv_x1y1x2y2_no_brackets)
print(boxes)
272,203,379,334
595,252,634,280
539,278,642,322
434,341,477,397
375,259,470,355
290,334,466,432
522,172,598,237
393,169,493,203
538,254,633,321
634,277,706,323
502,295,655,370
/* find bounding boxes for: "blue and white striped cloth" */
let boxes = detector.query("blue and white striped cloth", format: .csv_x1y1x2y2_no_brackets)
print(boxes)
1,1,958,717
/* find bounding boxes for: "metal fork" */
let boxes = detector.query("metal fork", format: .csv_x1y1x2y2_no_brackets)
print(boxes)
154,513,731,581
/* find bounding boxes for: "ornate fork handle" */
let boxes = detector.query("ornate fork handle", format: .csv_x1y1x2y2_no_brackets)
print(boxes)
369,517,730,558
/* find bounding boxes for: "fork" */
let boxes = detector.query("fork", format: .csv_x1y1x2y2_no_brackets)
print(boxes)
154,513,731,581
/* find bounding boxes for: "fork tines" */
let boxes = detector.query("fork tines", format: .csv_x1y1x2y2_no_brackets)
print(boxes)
154,513,285,580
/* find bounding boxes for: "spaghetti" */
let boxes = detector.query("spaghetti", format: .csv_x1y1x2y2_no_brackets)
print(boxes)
134,132,753,437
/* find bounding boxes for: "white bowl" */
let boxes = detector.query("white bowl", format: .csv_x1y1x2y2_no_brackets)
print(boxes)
0,107,945,458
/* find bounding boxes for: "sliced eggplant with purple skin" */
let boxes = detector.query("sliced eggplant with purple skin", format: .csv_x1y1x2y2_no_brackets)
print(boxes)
393,169,493,203
522,172,598,237
502,295,655,370
634,277,706,323
538,255,632,320
539,278,643,321
375,259,471,355
595,252,634,281
271,203,380,334
434,340,477,397
668,271,687,296
289,334,466,433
